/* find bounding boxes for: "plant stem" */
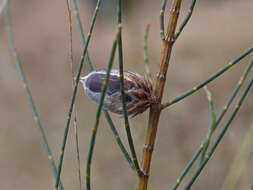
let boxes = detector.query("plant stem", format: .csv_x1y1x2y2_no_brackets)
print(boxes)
117,0,141,175
71,0,134,172
144,24,153,81
221,122,253,190
200,87,216,164
159,0,168,39
175,0,197,39
171,147,202,190
55,0,102,189
162,46,253,109
86,29,119,190
4,2,64,190
138,1,182,189
103,111,134,169
66,0,82,189
71,0,93,71
183,77,253,190
170,59,253,190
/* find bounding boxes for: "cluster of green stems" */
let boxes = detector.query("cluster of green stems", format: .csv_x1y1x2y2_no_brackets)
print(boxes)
3,0,253,190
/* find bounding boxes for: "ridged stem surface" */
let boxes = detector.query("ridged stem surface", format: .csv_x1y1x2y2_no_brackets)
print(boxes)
138,1,182,190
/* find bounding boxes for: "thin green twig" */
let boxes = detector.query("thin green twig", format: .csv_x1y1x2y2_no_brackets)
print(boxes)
71,0,134,172
103,111,134,169
4,2,64,190
215,59,253,126
162,46,253,109
55,0,103,189
103,113,135,170
160,0,196,40
71,0,93,71
221,122,253,190
160,0,168,39
86,29,119,190
143,24,153,81
66,0,82,189
171,147,202,190
117,0,141,175
73,115,82,190
175,0,197,39
200,87,216,164
170,59,253,190
184,77,253,190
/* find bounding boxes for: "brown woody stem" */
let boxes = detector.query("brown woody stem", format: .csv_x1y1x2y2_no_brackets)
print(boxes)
138,1,182,190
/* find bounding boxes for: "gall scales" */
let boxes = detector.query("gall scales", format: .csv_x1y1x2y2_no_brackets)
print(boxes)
80,69,156,117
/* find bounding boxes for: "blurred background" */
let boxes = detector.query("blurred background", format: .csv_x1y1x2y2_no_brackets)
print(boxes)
0,0,253,189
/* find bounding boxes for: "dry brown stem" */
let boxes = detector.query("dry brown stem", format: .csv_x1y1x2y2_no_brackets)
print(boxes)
138,1,182,190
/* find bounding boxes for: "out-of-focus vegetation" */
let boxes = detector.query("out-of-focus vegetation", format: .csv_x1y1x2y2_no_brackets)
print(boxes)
0,0,252,190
